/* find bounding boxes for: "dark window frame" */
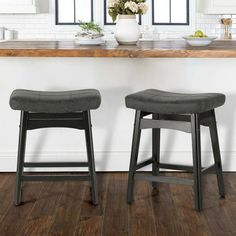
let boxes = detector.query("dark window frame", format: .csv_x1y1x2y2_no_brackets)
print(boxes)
152,0,190,26
55,0,94,25
104,0,142,25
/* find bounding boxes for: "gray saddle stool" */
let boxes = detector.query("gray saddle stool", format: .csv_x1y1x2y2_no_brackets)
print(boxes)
126,89,226,211
10,89,101,206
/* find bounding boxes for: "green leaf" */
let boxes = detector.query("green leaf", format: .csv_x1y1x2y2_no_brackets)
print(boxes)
112,15,117,22
109,10,117,22
80,22,102,33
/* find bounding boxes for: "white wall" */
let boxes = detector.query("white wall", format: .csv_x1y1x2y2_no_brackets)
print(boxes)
0,0,235,39
0,57,236,172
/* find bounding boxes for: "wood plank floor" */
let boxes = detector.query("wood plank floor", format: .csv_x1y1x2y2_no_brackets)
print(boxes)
0,173,236,236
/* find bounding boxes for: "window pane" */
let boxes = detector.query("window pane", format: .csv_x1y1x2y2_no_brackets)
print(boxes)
57,0,75,23
153,0,170,23
75,0,92,23
153,0,189,25
106,1,114,24
171,0,187,23
56,0,93,24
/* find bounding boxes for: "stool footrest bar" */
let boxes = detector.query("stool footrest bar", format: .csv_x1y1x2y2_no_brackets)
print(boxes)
22,175,90,182
134,174,194,186
24,162,89,168
202,164,215,176
136,158,154,170
159,163,193,172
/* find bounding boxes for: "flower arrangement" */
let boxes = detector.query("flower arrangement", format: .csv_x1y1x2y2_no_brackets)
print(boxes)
108,0,148,22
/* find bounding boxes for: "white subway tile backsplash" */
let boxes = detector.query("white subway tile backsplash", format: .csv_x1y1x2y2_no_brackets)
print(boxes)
0,9,235,39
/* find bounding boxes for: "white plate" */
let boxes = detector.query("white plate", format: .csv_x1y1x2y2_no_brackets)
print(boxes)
74,38,105,46
183,36,217,47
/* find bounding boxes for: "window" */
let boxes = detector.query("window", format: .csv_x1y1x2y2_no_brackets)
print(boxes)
152,0,189,25
104,0,141,25
55,0,93,25
55,0,190,27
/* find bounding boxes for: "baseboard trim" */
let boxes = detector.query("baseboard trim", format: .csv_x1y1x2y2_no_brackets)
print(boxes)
0,150,235,172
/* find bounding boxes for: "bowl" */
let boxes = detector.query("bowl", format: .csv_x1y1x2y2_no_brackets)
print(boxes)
183,36,217,47
74,37,105,46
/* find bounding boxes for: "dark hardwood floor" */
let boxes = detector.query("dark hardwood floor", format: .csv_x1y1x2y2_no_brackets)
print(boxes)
0,172,236,236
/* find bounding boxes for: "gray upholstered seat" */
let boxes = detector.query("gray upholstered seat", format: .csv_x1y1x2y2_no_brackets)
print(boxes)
10,89,101,113
125,89,225,114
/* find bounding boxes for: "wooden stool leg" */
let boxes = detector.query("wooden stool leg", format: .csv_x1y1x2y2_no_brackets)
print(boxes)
15,111,28,206
127,110,142,203
152,113,160,189
209,110,225,197
191,113,202,211
84,111,98,205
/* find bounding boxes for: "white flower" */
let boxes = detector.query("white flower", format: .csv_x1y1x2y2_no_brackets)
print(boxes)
108,0,120,8
138,2,148,14
124,1,138,13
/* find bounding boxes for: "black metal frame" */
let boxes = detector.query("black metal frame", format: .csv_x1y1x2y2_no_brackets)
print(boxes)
104,0,142,25
127,109,225,211
15,110,98,206
55,0,94,25
152,0,190,25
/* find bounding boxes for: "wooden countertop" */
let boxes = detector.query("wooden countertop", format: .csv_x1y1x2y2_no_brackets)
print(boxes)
0,40,236,58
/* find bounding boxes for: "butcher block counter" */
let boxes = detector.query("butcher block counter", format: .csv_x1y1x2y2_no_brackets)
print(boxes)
0,40,236,58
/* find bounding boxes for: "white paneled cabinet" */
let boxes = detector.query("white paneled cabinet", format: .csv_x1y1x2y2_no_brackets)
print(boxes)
0,0,48,14
198,0,236,14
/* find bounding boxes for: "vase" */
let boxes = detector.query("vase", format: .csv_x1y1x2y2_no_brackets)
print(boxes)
115,15,140,45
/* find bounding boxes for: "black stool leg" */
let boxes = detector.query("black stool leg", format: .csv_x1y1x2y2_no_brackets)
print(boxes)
152,113,160,189
127,110,142,204
15,111,28,206
209,110,225,198
191,113,202,211
84,110,98,205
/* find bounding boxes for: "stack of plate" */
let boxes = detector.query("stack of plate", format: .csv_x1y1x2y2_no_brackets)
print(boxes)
74,37,105,46
75,31,105,45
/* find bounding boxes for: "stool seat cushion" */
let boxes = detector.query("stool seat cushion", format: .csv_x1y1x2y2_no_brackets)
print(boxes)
10,89,101,113
125,89,225,114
